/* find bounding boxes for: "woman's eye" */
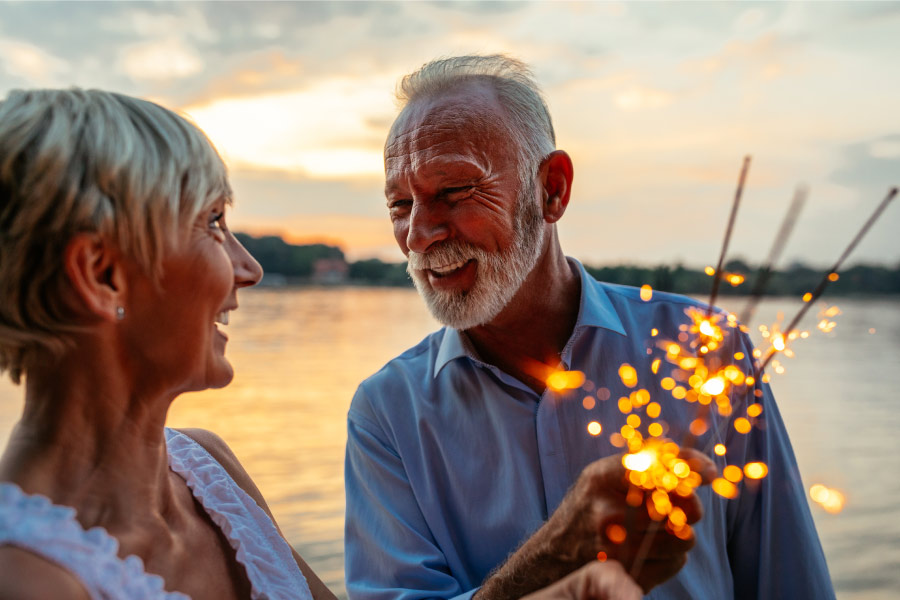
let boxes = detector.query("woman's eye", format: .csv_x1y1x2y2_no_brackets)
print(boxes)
209,212,225,233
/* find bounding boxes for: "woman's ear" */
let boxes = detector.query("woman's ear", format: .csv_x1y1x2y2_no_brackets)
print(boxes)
538,150,574,224
63,234,126,322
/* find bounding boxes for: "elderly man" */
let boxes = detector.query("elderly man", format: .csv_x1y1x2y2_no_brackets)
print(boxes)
345,55,834,600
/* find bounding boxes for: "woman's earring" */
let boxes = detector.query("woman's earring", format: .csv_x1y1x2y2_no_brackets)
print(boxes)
116,306,125,321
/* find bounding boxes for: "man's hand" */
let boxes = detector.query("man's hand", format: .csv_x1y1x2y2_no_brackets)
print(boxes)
476,448,717,600
520,561,642,600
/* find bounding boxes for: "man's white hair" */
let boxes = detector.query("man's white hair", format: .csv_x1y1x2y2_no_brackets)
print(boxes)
396,54,557,187
0,88,230,384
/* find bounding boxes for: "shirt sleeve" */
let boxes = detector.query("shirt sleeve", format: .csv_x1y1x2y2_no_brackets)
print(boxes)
725,330,836,600
345,385,479,600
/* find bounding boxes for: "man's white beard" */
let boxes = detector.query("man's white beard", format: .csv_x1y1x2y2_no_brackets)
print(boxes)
407,188,545,330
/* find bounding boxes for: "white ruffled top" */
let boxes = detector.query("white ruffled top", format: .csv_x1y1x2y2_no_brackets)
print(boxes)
0,428,313,600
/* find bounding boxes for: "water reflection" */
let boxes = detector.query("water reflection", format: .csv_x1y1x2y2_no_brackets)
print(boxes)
0,289,898,599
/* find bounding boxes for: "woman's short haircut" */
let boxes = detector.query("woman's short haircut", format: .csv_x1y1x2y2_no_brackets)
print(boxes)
395,54,557,188
0,88,230,383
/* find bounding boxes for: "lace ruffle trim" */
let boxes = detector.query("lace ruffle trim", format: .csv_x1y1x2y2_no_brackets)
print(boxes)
165,428,312,600
0,482,187,599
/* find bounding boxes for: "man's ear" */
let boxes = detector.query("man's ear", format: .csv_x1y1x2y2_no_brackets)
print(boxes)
538,150,574,224
63,234,126,322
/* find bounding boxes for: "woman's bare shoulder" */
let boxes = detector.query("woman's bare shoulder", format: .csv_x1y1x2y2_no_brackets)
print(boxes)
173,428,274,519
0,546,90,600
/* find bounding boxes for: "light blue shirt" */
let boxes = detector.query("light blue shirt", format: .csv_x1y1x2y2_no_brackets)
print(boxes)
345,259,834,600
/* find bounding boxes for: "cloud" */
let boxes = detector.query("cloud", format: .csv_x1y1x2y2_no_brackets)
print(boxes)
830,135,900,196
0,38,67,85
117,38,205,82
182,74,396,179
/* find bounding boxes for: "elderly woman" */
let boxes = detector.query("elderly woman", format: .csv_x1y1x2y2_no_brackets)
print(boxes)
0,89,642,600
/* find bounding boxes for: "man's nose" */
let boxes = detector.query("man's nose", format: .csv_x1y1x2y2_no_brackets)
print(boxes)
406,202,450,254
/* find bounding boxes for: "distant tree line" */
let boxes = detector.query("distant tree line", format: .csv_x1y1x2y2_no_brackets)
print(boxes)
235,233,900,295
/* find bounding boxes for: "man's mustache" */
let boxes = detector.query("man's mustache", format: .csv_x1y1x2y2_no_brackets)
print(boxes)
407,242,483,270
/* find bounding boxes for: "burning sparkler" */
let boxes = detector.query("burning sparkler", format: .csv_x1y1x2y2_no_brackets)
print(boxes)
552,158,895,577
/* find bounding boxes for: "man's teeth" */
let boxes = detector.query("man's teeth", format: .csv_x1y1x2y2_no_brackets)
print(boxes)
215,311,230,325
430,260,467,274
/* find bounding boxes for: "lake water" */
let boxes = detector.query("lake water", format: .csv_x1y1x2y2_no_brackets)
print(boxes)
1,287,898,599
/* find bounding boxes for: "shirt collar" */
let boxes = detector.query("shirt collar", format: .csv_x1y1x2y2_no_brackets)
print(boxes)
433,257,627,378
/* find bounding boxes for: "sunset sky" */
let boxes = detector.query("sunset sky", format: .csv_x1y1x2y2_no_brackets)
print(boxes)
1,1,898,267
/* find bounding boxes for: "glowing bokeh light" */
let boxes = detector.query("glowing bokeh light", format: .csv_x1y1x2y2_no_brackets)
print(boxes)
712,478,738,499
618,364,638,388
587,421,602,436
547,370,586,391
623,449,655,472
743,462,768,479
723,465,743,483
700,376,726,396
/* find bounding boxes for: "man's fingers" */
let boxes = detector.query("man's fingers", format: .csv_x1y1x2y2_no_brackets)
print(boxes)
633,554,689,594
586,561,643,600
671,488,705,525
678,447,718,484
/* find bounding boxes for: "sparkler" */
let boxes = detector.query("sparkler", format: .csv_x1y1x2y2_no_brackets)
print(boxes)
757,186,897,374
554,159,895,579
707,155,751,317
739,186,807,325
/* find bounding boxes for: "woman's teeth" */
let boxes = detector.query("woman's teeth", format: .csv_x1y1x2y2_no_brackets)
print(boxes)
215,311,230,325
431,260,467,274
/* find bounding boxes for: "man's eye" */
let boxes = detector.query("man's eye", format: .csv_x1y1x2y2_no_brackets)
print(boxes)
442,186,472,198
389,200,412,210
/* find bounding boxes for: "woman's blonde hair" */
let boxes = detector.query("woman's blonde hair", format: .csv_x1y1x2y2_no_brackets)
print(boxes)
0,88,230,383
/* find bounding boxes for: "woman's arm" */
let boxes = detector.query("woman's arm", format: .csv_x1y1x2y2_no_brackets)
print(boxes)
0,546,90,600
177,428,338,600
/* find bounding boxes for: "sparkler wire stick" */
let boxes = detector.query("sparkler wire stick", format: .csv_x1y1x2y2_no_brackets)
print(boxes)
628,519,661,581
757,186,897,375
707,156,752,317
739,186,808,325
